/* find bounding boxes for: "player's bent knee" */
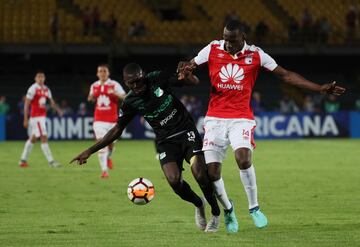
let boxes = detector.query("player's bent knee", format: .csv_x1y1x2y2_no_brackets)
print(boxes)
166,174,181,189
30,136,37,143
237,159,251,170
40,135,48,143
162,162,182,189
235,156,252,170
235,148,252,170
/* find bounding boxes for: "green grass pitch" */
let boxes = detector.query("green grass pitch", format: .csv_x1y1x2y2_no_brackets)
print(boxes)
0,140,359,247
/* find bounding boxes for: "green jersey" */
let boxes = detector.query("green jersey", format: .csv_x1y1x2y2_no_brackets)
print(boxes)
118,71,196,141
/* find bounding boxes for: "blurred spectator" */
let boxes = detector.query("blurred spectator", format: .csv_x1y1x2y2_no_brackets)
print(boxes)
77,102,88,116
180,95,191,112
107,14,117,31
0,96,10,114
316,17,331,43
280,95,299,113
255,20,269,44
288,19,299,43
106,13,118,41
323,95,340,113
180,95,202,118
128,21,147,37
83,7,92,35
303,95,315,112
189,96,202,118
301,8,314,42
50,11,59,43
312,94,324,112
92,7,100,31
137,21,146,36
251,91,264,113
18,95,26,115
128,22,137,36
60,100,73,115
346,5,358,43
301,8,313,28
355,98,360,110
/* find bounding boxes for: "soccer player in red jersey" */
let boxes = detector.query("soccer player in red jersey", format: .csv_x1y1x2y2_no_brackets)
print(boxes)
88,64,126,178
19,71,63,168
178,20,345,232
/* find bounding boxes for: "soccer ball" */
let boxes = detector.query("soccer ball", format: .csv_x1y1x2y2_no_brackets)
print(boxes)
127,177,155,205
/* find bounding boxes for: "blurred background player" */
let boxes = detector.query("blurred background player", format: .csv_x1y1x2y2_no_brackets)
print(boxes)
88,64,126,178
19,71,63,168
178,19,345,233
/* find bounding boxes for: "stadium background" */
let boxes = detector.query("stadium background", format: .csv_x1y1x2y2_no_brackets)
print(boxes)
0,1,360,246
1,0,360,141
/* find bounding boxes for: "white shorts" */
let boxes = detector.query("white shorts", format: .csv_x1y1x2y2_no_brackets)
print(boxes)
202,117,256,163
93,121,117,139
28,116,47,138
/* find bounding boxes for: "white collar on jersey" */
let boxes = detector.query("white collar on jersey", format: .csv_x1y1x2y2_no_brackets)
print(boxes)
219,40,249,58
34,82,47,89
96,78,112,85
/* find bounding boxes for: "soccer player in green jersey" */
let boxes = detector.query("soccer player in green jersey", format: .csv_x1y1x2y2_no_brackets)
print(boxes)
71,63,221,232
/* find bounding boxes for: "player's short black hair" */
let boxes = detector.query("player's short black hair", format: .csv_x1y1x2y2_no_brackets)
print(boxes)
123,63,143,75
224,20,246,33
98,64,110,70
35,70,45,75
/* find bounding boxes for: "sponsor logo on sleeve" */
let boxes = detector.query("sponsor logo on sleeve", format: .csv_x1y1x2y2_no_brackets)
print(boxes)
159,152,166,160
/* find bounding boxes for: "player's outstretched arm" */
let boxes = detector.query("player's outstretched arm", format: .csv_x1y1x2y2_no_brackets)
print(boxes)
272,66,346,96
70,123,123,165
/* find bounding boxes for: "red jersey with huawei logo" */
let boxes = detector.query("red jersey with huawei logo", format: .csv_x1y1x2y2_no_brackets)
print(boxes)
26,83,52,117
89,79,125,122
194,40,278,119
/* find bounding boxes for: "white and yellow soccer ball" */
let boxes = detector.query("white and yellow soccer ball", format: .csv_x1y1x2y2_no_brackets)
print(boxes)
127,178,155,205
